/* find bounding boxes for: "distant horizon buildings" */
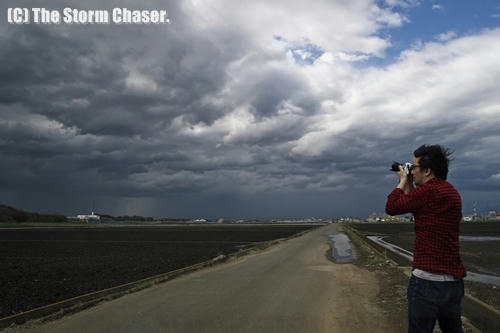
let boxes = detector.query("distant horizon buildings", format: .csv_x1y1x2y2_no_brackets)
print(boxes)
488,211,500,220
75,212,100,222
60,206,500,223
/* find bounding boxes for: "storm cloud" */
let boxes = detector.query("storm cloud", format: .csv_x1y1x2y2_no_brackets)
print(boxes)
1,0,500,219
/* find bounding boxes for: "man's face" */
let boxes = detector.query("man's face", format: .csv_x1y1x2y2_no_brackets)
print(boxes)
411,157,425,186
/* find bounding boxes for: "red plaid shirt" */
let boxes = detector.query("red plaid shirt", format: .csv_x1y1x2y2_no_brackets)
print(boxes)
385,178,466,278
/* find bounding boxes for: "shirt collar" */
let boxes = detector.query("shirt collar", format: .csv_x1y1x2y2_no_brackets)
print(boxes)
425,177,443,185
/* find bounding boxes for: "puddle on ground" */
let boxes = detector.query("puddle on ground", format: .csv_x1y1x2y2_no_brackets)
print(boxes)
459,236,500,242
327,233,357,263
368,236,500,286
466,272,500,286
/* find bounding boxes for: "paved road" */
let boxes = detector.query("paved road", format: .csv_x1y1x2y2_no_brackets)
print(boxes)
15,224,397,333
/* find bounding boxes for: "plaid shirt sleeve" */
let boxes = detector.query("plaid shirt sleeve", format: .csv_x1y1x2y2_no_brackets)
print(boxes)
385,185,434,216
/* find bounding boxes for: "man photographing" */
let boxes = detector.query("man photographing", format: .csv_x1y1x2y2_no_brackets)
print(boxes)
385,144,466,333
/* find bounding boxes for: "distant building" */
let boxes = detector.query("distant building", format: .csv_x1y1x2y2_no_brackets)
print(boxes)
76,212,100,222
488,211,500,220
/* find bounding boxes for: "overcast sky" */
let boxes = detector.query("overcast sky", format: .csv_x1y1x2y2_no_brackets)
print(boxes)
1,0,500,219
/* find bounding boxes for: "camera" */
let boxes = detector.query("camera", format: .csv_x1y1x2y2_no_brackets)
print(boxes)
391,161,413,175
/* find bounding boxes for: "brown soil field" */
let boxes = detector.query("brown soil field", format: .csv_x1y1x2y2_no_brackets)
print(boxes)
348,221,500,311
0,224,318,319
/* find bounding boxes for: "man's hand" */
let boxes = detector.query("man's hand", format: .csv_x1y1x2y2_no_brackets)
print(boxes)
397,165,408,182
397,165,414,194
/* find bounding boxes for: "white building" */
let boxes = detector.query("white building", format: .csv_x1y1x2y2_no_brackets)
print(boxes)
77,212,100,222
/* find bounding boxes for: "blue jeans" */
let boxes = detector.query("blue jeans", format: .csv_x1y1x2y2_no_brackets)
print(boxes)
407,275,464,333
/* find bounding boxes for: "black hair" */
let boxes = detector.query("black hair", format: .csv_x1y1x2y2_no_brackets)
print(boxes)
413,144,453,180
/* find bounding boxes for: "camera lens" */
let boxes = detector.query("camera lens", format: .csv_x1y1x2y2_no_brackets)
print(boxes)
391,161,401,172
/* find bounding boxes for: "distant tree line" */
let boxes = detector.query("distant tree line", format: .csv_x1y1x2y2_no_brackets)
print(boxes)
98,214,155,222
157,218,191,222
0,205,67,223
98,214,190,222
0,204,195,223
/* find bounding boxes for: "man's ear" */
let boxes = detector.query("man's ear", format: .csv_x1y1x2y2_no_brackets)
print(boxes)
424,168,433,177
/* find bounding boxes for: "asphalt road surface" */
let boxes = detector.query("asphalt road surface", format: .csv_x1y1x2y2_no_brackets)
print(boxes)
12,224,399,333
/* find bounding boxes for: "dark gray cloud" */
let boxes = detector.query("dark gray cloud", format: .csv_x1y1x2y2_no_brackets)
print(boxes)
1,1,500,219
